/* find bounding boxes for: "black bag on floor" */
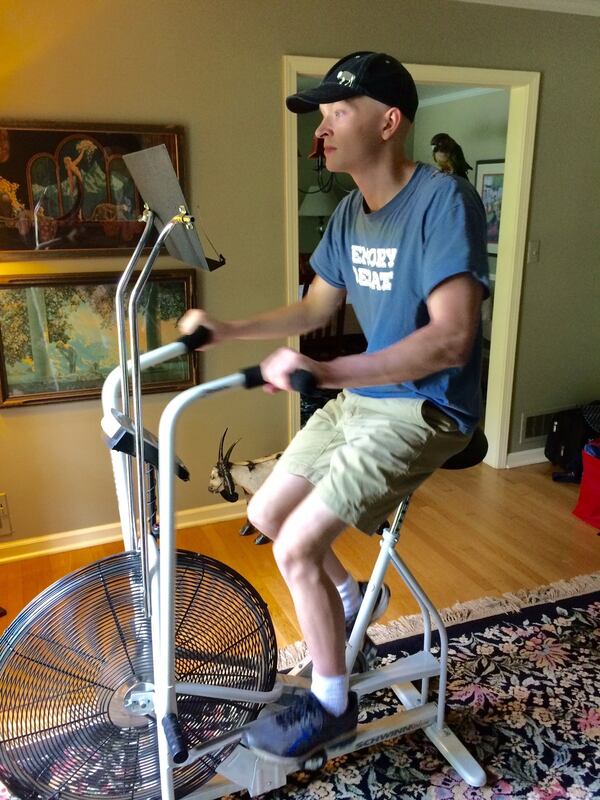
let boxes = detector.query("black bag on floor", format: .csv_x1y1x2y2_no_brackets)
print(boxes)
545,406,597,483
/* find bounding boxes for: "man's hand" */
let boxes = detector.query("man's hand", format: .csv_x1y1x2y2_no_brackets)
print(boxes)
260,347,323,394
178,309,232,349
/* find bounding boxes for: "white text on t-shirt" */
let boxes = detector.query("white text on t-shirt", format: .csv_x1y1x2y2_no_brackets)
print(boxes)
350,245,397,292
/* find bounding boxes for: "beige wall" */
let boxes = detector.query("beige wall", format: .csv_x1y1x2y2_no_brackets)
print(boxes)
1,0,599,539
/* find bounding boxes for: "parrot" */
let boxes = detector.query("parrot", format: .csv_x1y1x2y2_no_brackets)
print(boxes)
431,133,473,180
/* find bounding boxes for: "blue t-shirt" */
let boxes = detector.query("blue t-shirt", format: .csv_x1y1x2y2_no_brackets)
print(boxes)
310,162,490,433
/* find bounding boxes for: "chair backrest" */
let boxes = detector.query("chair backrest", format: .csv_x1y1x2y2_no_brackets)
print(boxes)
299,255,346,361
442,427,488,470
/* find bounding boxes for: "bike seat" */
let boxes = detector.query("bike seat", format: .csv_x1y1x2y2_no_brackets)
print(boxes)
442,427,488,470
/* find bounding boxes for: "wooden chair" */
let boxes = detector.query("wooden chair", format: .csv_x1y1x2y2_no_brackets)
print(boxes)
299,254,347,362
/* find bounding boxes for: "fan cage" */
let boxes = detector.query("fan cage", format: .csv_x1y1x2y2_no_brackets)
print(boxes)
0,549,277,800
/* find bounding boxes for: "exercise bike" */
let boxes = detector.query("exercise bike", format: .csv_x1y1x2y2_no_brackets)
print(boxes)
0,147,487,800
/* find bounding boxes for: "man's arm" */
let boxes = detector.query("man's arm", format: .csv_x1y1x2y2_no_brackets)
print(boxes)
320,273,483,387
178,276,346,345
259,274,483,391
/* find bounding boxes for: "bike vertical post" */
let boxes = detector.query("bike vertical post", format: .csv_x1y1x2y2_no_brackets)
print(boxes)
128,214,184,617
114,206,155,551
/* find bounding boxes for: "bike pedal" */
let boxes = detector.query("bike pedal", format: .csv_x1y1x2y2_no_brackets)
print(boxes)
300,750,327,771
350,635,378,674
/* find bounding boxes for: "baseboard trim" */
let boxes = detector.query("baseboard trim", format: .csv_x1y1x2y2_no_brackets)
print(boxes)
505,447,547,468
0,500,247,564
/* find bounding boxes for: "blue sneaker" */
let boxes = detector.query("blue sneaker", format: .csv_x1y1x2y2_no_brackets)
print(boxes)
243,691,358,761
345,581,390,639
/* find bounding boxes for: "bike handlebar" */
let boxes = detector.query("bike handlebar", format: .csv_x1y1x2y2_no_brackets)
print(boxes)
177,325,212,352
178,325,320,396
240,365,318,395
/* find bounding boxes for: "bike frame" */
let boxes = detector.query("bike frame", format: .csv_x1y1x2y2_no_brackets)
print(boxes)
98,210,485,798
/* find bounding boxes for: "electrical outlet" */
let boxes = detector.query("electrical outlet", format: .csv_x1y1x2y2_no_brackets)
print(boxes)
0,492,13,537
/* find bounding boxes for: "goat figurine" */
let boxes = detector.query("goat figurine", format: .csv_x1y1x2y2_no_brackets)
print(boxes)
208,429,282,544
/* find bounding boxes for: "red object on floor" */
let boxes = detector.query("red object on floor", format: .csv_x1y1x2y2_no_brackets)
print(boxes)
573,441,600,528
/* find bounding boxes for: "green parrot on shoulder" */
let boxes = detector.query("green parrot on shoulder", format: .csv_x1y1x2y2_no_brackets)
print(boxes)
431,133,473,180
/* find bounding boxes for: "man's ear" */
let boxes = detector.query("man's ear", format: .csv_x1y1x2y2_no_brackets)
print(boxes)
381,107,403,141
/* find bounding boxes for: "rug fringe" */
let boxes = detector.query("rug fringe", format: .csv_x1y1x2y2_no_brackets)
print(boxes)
277,571,600,668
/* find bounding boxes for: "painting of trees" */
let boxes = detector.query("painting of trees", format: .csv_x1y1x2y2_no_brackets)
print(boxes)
0,289,30,366
0,271,197,406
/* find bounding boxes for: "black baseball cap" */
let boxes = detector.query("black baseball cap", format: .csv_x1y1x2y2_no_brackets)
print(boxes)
286,51,419,121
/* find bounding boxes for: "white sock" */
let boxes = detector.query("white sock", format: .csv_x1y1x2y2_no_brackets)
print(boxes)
336,574,362,621
311,671,349,716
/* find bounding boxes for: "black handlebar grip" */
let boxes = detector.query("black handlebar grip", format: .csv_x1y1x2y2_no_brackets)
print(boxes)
177,325,212,352
290,369,319,396
162,713,188,764
241,365,266,389
241,366,319,394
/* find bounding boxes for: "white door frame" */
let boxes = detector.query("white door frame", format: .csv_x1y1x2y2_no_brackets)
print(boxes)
283,55,540,468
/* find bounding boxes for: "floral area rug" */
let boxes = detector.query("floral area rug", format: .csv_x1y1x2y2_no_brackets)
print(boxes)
273,573,600,800
1,574,599,800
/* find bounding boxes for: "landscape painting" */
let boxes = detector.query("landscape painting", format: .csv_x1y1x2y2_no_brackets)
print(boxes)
0,270,198,406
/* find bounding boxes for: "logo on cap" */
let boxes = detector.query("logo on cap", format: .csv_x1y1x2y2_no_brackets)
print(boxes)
337,70,355,87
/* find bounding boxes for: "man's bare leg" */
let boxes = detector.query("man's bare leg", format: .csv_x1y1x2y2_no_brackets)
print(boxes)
270,491,349,677
246,468,312,538
248,468,351,588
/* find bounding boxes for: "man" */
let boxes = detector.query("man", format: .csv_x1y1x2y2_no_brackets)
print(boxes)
180,51,489,761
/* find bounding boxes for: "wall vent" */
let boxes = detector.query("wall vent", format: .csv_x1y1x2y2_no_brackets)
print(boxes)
520,408,569,444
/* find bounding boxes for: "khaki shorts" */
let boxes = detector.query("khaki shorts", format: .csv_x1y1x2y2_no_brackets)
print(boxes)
277,390,469,534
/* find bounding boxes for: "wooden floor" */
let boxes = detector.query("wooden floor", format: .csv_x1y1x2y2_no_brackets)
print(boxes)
1,462,598,647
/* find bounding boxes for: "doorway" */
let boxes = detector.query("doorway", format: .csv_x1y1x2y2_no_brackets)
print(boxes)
283,56,540,468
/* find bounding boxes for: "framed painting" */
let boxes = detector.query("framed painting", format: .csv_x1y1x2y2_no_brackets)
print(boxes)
0,270,198,407
475,159,505,255
0,122,183,259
